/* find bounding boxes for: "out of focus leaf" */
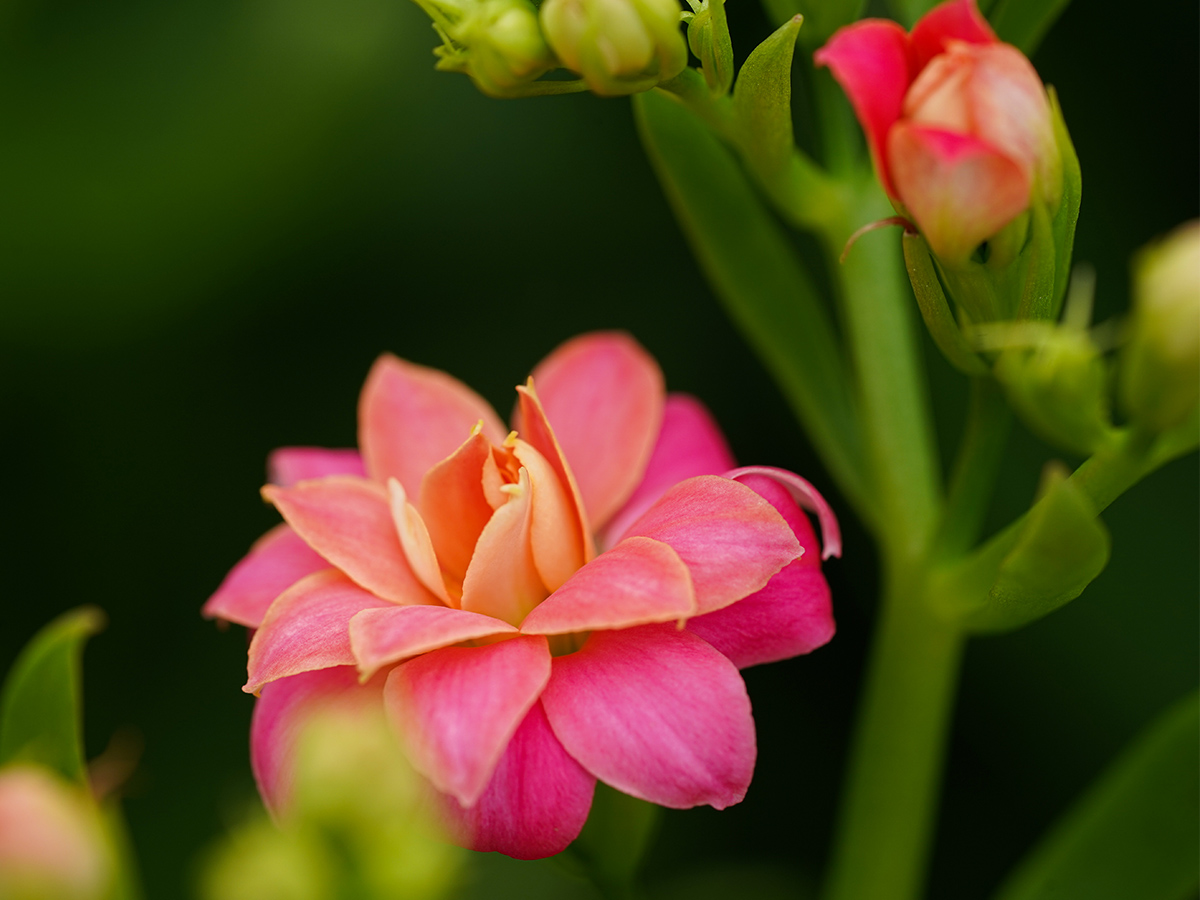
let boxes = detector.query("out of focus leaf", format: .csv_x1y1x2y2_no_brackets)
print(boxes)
633,88,869,515
988,0,1072,55
567,782,660,893
993,689,1199,900
0,606,105,784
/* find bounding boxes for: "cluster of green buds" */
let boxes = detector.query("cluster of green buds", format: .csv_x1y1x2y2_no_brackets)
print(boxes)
412,0,689,97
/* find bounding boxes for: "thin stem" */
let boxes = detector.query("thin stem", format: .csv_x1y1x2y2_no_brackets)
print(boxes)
1069,426,1158,513
822,563,965,900
936,377,1012,558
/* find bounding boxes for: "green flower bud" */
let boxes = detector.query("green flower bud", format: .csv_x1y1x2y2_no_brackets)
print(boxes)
540,0,687,96
1120,221,1200,432
424,0,556,97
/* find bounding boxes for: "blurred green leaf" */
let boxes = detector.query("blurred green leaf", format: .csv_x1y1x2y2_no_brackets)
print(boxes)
633,88,870,516
0,606,105,784
989,0,1072,55
902,232,988,376
567,783,660,894
1047,88,1082,319
993,689,1200,900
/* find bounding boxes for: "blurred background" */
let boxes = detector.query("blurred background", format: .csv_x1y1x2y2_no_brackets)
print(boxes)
1,0,1196,896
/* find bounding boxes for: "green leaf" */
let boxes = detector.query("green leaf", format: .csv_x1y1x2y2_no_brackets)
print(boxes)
633,88,871,516
993,690,1200,900
567,783,661,894
0,606,106,784
1047,87,1082,319
902,232,988,376
988,0,1072,56
732,16,803,181
932,465,1109,632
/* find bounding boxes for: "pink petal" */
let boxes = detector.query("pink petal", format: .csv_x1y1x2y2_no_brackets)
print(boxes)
263,476,440,606
513,384,595,562
267,447,366,487
909,0,995,74
621,475,800,615
439,701,595,860
814,19,914,198
888,123,1030,263
203,524,330,628
510,438,587,593
387,478,453,604
602,393,737,549
383,635,552,807
418,430,496,590
358,354,506,499
727,466,842,559
250,666,384,816
522,333,665,531
521,536,696,635
245,570,392,694
459,466,550,626
350,605,518,680
541,625,755,809
688,472,834,668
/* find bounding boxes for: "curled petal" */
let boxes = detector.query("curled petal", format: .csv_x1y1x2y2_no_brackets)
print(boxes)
250,667,383,816
511,438,586,592
263,476,440,606
418,431,496,589
245,570,391,694
267,447,366,487
384,635,552,807
602,393,737,548
388,479,453,604
203,524,329,628
521,536,696,635
349,605,517,681
541,625,755,809
814,19,914,198
622,475,800,614
888,123,1030,264
460,467,550,626
909,0,995,74
522,332,665,530
358,353,506,498
727,466,842,559
439,702,595,860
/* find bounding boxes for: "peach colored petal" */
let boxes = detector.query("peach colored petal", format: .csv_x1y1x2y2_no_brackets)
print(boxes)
888,122,1029,263
263,476,441,607
383,635,552,807
459,467,549,626
388,478,453,605
349,605,518,681
267,447,366,487
521,536,696,635
202,524,330,628
522,333,665,530
417,430,496,589
514,383,595,561
245,570,392,694
358,353,506,498
510,438,586,592
621,475,801,615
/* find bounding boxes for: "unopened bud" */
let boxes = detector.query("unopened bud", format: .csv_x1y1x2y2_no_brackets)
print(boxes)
428,0,555,97
0,765,110,900
540,0,687,96
1120,221,1200,431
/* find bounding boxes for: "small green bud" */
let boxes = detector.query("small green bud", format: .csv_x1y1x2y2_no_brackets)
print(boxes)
1120,221,1200,432
426,0,556,97
540,0,687,96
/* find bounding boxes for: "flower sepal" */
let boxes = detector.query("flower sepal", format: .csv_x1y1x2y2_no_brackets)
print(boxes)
683,0,733,96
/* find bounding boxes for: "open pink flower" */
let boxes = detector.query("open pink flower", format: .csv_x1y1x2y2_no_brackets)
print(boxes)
816,0,1061,263
204,332,838,859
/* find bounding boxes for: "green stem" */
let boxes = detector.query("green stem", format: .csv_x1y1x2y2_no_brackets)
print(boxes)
823,563,965,900
1070,426,1158,513
936,377,1012,558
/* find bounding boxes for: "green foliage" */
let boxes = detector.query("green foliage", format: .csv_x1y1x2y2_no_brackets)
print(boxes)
731,16,803,182
902,233,989,376
994,690,1200,900
566,782,661,894
0,607,105,784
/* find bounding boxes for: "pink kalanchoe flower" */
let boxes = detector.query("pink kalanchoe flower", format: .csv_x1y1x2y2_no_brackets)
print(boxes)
815,0,1062,264
204,332,838,859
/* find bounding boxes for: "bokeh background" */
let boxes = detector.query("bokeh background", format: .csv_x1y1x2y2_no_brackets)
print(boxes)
1,0,1196,896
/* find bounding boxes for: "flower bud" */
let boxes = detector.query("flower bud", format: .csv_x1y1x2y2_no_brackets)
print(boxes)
1120,221,1200,431
540,0,687,96
0,765,110,900
424,0,556,97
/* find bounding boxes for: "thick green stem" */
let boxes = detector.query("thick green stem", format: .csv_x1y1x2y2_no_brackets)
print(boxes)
823,564,965,900
1070,427,1158,513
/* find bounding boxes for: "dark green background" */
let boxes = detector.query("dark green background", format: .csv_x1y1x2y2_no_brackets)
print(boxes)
1,0,1195,896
